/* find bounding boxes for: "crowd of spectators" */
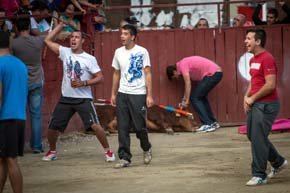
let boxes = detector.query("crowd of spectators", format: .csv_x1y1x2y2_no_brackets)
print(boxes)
1,0,290,36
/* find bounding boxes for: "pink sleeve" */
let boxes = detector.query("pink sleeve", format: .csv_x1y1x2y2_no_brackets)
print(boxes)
178,61,190,75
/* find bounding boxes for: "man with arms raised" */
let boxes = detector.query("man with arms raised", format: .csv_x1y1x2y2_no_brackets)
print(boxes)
42,22,115,162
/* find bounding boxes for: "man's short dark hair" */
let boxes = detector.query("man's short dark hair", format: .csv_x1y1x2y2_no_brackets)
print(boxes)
16,18,31,31
122,24,137,37
14,9,31,31
0,31,10,49
246,28,267,48
268,8,278,18
72,30,85,39
166,65,177,81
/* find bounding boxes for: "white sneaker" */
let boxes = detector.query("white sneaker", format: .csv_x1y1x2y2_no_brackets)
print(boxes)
196,125,210,132
268,159,288,178
42,150,57,161
211,122,220,129
114,159,131,169
203,125,216,132
246,177,267,186
143,148,152,164
105,150,116,162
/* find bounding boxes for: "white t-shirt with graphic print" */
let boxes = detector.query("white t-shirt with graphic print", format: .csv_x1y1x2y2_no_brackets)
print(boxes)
59,46,101,98
112,44,151,95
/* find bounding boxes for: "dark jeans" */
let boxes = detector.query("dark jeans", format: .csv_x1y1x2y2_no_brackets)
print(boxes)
116,92,151,163
247,101,285,179
190,72,223,125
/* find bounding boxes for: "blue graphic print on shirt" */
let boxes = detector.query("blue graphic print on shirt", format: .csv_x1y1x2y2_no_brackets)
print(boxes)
66,56,84,79
128,53,144,83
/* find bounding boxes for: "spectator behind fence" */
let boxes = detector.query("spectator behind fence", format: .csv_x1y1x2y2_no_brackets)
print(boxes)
195,18,209,29
1,0,20,17
29,0,50,36
45,0,83,13
55,3,81,40
252,1,290,26
120,16,139,29
79,0,107,32
233,13,247,27
0,8,9,32
0,7,14,33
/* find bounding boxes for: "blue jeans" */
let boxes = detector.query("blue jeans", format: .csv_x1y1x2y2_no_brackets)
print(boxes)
28,84,43,151
190,72,223,125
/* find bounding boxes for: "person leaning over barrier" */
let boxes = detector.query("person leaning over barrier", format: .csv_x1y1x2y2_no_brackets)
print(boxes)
166,56,223,133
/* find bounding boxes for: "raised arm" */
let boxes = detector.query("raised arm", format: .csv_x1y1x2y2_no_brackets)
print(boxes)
252,4,264,25
78,0,100,9
44,23,65,55
71,0,86,14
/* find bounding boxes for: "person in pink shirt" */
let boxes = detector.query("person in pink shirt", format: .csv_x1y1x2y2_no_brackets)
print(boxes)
166,56,223,132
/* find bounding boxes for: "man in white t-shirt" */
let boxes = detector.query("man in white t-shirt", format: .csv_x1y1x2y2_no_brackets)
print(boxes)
111,24,154,168
42,22,115,162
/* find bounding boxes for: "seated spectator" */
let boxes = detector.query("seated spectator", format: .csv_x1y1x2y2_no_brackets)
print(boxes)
0,7,14,33
195,18,209,28
0,8,9,32
30,0,50,35
252,1,290,25
232,13,247,27
60,3,80,32
55,3,81,40
49,0,86,13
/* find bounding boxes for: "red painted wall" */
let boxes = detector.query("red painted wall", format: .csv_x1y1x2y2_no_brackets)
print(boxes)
35,25,290,138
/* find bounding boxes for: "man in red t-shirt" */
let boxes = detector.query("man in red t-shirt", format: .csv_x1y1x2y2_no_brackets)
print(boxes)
244,28,287,186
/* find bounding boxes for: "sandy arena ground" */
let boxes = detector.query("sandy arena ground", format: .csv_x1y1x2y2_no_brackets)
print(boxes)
3,127,290,193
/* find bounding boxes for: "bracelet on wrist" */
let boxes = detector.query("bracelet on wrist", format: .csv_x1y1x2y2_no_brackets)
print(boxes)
83,80,87,86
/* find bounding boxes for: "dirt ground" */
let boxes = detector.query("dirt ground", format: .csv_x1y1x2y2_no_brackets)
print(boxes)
3,127,290,193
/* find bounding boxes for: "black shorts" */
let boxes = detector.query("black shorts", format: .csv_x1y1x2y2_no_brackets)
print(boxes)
48,97,100,132
0,119,25,158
